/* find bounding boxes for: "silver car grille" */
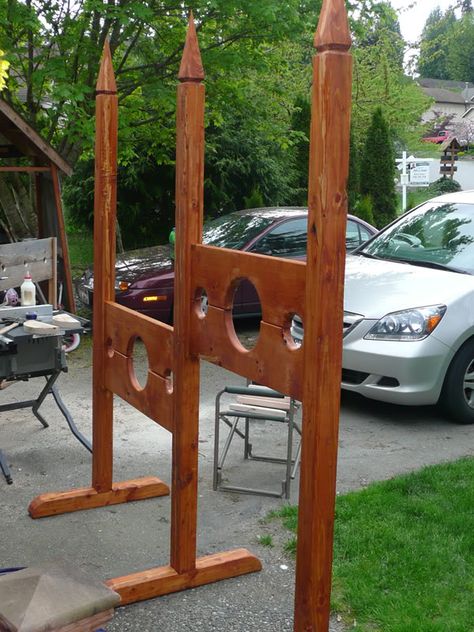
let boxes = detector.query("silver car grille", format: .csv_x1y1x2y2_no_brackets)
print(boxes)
290,311,364,343
342,311,364,336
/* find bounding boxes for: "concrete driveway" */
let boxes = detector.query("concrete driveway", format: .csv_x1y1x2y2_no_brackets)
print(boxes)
0,325,473,631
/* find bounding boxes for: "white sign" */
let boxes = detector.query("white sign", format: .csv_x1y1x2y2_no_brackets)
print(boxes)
410,165,430,185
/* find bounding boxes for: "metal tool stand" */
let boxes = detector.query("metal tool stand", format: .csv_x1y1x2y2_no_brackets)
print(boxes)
0,372,92,450
0,317,92,484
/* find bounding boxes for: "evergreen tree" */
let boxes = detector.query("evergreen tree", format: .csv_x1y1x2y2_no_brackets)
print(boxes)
418,8,457,79
461,0,473,15
347,128,360,212
360,107,397,229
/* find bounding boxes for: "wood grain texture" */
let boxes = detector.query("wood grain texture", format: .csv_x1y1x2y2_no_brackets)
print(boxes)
105,301,173,377
105,351,174,432
106,549,262,606
28,478,170,518
193,306,303,400
170,14,205,575
191,244,306,326
92,42,118,493
0,238,56,291
294,1,353,629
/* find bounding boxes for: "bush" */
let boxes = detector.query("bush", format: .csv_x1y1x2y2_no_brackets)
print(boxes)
429,177,462,195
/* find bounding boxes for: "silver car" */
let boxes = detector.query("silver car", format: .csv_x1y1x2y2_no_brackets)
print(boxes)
292,190,474,424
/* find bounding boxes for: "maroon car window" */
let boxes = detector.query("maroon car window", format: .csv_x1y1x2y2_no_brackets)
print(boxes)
250,218,308,257
203,214,277,250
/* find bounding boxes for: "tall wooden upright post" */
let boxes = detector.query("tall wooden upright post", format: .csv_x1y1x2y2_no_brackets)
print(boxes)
171,13,205,574
92,41,118,493
294,0,352,630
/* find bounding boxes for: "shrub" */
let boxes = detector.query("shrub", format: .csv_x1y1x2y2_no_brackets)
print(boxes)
429,177,462,195
353,195,375,226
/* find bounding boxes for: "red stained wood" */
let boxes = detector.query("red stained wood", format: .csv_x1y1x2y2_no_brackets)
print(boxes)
191,244,306,326
105,351,174,432
28,478,170,518
193,306,303,400
106,549,262,606
92,41,118,493
294,0,353,629
105,301,173,377
170,15,205,575
178,12,205,82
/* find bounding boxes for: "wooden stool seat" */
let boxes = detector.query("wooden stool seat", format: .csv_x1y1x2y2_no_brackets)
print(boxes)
0,564,120,632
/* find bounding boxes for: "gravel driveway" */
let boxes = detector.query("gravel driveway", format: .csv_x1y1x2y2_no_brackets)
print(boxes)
0,323,473,631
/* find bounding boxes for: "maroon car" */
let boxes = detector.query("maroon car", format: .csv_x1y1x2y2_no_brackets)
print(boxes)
77,207,376,324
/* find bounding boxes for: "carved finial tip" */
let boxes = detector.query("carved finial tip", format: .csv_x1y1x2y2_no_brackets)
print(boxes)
314,0,351,51
96,40,117,93
178,12,205,82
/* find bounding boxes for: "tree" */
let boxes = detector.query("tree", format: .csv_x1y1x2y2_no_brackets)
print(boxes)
417,8,457,79
446,13,474,82
360,107,397,228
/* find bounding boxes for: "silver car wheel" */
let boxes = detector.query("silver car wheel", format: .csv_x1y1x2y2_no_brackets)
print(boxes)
463,362,474,409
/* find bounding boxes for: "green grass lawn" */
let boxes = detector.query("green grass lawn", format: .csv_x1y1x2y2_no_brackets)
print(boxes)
270,458,474,632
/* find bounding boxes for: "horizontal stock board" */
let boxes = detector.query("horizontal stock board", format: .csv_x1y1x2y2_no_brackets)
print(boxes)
104,302,174,431
0,237,56,291
191,244,306,327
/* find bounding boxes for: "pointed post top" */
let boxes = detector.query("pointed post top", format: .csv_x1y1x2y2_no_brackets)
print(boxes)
96,40,117,94
314,0,351,52
178,12,205,82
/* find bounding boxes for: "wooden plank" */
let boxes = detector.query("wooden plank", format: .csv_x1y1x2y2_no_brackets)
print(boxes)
106,549,261,606
28,478,170,518
191,244,306,326
294,1,353,630
0,166,50,172
0,100,72,176
105,351,174,432
92,42,118,494
193,306,303,401
48,235,58,308
51,163,76,312
105,301,173,377
170,14,205,575
0,238,55,290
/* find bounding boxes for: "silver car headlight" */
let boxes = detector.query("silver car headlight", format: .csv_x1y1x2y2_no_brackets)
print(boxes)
365,305,447,341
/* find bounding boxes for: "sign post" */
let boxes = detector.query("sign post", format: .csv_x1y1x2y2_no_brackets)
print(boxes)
396,153,434,212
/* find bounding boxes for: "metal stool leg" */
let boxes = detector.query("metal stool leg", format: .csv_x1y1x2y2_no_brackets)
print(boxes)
0,449,12,484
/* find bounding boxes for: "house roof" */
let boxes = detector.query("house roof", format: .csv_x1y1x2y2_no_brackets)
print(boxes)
0,99,72,176
418,78,472,91
421,87,466,104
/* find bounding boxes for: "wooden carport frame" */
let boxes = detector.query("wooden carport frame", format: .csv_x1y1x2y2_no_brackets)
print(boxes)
0,99,75,311
28,0,352,629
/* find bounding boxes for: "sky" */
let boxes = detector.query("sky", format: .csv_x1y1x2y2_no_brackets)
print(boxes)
389,0,460,44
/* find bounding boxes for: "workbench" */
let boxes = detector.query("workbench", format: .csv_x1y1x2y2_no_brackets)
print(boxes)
0,307,92,484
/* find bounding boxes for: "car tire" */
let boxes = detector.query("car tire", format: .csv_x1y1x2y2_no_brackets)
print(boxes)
440,339,474,424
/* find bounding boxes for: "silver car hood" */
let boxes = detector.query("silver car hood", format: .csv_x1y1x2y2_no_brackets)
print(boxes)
344,254,474,318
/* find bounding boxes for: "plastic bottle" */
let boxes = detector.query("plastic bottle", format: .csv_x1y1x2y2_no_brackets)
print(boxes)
20,271,36,306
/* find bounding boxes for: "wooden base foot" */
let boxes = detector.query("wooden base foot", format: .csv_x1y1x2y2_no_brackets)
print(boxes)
106,548,262,605
28,476,170,518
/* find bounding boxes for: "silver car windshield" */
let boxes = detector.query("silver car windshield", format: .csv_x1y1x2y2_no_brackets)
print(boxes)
361,202,474,275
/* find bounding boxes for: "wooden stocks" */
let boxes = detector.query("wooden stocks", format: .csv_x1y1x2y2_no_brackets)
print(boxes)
294,0,353,630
